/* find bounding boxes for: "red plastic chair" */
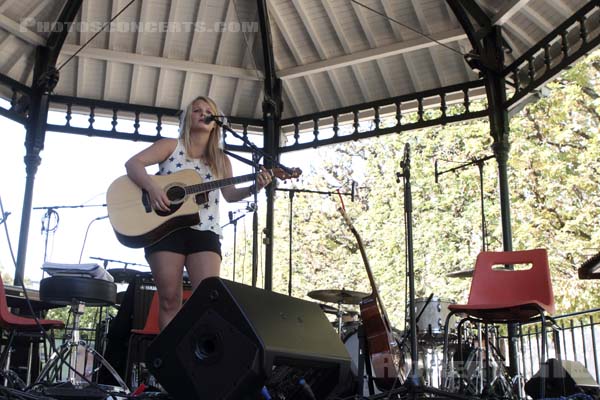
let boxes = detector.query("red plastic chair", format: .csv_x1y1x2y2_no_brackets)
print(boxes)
442,249,555,398
0,276,64,381
125,290,192,386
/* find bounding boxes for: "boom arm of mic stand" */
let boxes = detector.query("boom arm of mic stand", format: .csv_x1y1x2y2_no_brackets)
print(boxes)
435,154,494,182
216,119,296,176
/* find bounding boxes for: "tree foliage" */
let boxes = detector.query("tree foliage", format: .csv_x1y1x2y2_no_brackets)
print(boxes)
222,52,600,329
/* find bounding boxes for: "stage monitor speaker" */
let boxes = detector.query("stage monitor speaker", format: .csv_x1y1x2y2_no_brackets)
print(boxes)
146,277,352,400
525,358,600,399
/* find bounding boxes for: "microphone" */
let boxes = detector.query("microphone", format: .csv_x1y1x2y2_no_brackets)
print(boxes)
351,181,356,202
203,115,228,124
95,215,109,221
434,158,439,184
203,115,217,123
228,211,233,222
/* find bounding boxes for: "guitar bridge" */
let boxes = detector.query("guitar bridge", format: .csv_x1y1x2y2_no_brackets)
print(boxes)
195,193,208,205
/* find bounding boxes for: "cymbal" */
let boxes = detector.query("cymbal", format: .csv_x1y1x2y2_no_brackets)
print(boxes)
446,269,475,278
308,289,369,305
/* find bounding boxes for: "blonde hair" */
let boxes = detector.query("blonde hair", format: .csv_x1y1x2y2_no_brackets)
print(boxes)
179,96,227,178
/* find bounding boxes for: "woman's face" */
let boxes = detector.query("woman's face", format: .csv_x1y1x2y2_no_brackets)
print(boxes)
189,99,215,132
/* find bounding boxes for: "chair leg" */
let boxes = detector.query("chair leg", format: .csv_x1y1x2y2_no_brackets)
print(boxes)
539,312,547,400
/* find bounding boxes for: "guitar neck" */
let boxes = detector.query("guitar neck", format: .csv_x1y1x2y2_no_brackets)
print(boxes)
185,173,256,194
348,224,394,330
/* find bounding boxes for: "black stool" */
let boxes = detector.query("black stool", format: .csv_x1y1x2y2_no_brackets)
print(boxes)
35,276,129,394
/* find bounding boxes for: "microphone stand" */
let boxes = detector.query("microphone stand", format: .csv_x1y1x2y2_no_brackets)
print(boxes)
221,207,253,283
435,155,494,252
396,143,419,386
288,190,294,296
394,144,470,400
212,117,294,287
275,187,354,297
33,203,107,265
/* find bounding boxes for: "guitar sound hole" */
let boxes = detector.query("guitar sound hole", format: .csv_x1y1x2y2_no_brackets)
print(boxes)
167,186,186,203
155,186,185,217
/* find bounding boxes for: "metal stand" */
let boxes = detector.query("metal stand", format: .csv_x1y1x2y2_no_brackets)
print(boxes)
276,187,354,296
435,154,494,252
222,209,251,282
36,300,128,393
394,144,470,400
215,116,295,288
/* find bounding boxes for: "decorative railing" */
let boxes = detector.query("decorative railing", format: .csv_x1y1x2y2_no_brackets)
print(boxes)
279,80,489,153
505,1,600,108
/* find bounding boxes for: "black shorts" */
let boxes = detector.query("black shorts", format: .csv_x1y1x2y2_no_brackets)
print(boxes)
144,228,222,259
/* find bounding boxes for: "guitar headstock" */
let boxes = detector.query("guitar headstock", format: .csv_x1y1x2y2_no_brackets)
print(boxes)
338,206,353,229
272,167,302,180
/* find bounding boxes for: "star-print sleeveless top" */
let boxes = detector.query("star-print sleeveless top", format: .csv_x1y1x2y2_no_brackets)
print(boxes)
158,139,222,238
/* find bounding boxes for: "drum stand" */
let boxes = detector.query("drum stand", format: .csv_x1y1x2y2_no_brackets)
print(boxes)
393,144,470,400
355,324,378,396
35,277,129,398
37,300,128,392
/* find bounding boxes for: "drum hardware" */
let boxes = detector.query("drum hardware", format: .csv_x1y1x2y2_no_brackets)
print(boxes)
307,289,369,305
446,269,475,278
442,322,514,398
308,289,367,338
318,303,338,314
412,296,457,343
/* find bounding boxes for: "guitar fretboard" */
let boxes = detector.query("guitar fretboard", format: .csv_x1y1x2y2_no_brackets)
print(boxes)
185,173,256,194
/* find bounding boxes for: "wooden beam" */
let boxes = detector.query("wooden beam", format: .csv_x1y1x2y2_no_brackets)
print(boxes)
409,0,447,87
522,5,554,32
379,0,420,92
491,0,532,26
59,44,262,80
0,14,45,46
187,0,208,61
350,1,394,98
291,0,345,106
103,0,119,100
543,1,573,18
130,0,148,104
208,0,235,100
155,0,179,107
268,0,324,112
76,0,89,99
0,0,16,13
278,28,467,81
321,0,371,102
230,10,258,116
506,20,535,47
24,2,49,19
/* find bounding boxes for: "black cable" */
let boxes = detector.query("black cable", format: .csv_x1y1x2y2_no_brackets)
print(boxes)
40,209,59,264
78,215,108,263
349,0,466,58
56,0,138,72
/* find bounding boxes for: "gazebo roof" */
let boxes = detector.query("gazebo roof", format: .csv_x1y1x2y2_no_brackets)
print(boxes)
0,0,592,121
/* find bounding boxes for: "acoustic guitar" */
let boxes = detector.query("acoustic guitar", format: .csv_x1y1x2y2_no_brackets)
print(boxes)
107,167,301,248
338,205,404,389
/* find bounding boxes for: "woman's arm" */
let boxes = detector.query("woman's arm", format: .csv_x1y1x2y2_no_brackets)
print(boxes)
220,156,272,203
125,138,177,211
